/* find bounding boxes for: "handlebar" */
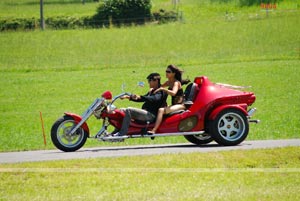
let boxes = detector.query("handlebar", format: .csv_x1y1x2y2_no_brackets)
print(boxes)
110,92,132,105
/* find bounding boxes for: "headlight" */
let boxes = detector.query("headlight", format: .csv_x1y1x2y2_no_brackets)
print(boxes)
107,104,117,113
93,106,103,119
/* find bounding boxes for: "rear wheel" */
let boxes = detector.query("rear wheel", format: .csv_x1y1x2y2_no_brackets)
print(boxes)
51,116,88,152
184,134,213,145
209,109,249,146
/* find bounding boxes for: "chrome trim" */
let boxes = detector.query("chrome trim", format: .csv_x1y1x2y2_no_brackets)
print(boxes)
101,131,205,141
249,119,260,124
111,92,132,105
69,98,104,135
216,83,251,89
247,108,257,117
247,108,260,123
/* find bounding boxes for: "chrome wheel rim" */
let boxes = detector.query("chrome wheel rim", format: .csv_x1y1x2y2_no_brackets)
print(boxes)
56,120,85,148
217,112,245,142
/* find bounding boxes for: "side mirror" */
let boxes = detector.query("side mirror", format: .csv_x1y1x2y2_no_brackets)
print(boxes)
121,83,126,92
137,81,145,87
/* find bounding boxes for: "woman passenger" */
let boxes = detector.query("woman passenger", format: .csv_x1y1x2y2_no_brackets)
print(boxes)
148,64,189,134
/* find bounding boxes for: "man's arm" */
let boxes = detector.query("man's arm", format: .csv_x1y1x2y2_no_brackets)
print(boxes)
140,91,163,103
121,94,144,102
129,94,146,103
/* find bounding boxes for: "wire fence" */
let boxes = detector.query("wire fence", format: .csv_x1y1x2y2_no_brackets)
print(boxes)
1,0,299,31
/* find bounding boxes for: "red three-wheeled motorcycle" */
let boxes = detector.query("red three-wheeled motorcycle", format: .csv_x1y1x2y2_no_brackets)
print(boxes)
51,76,259,152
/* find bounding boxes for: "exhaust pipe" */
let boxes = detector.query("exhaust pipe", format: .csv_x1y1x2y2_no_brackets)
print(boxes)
248,108,256,117
247,108,260,124
249,119,260,124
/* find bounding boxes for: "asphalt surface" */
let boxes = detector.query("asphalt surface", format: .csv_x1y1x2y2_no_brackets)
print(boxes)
0,139,300,164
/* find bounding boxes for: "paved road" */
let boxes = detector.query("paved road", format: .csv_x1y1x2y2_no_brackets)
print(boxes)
0,139,299,164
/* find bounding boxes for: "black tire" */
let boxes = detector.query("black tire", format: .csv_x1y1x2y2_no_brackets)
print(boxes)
51,115,88,152
184,134,213,145
209,108,249,146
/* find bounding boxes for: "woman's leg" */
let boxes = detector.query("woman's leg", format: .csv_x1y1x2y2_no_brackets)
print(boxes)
149,107,165,133
149,104,186,133
165,104,185,114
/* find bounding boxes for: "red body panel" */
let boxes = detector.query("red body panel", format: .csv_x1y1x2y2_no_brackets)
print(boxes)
101,76,256,135
156,76,255,133
64,112,90,134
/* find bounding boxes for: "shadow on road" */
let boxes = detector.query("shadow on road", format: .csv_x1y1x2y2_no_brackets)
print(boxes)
48,142,251,154
78,143,229,153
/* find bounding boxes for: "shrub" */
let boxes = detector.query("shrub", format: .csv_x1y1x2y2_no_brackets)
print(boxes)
0,18,38,31
152,9,178,24
0,1,179,31
92,0,152,27
45,16,86,29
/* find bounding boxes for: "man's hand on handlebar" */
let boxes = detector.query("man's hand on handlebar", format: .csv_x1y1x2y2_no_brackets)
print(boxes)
121,94,141,100
120,95,131,100
131,94,141,100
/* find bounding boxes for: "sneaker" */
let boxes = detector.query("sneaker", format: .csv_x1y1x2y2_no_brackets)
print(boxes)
105,132,125,139
112,132,124,137
103,133,127,142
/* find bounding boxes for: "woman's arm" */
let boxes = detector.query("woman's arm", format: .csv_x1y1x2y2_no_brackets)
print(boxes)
154,81,181,96
165,81,180,96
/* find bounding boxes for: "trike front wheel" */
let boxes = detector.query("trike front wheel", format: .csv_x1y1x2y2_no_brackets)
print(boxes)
51,116,88,152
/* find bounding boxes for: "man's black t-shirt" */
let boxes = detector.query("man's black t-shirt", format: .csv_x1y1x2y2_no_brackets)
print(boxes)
130,89,167,116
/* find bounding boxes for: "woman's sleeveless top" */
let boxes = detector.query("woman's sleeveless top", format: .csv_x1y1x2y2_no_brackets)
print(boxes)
169,86,184,105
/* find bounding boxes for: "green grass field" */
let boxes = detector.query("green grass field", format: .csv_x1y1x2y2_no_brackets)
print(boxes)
1,147,300,200
0,0,299,151
0,1,299,200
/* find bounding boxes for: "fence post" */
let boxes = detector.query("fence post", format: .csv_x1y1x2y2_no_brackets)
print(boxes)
40,0,45,30
172,0,179,10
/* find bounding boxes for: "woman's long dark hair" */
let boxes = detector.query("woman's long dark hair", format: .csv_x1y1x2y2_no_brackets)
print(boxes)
167,64,190,85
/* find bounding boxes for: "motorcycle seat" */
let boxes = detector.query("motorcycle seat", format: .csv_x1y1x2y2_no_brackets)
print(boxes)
163,83,198,117
183,83,198,106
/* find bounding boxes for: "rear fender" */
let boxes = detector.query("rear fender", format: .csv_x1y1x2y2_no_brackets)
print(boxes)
64,112,90,135
208,104,248,121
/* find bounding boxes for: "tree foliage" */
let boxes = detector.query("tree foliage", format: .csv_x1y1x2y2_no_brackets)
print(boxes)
93,0,152,26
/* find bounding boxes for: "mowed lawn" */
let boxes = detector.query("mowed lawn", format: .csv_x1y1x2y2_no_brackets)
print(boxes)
0,2,299,201
0,147,300,200
0,0,299,151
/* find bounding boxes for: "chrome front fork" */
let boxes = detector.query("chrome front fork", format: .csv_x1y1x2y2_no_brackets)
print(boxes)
69,98,104,136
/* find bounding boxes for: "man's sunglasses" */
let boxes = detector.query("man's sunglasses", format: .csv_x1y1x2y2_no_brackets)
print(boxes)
166,70,172,73
148,78,157,82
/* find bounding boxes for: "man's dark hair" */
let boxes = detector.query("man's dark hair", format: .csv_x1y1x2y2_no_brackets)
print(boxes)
147,73,161,86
